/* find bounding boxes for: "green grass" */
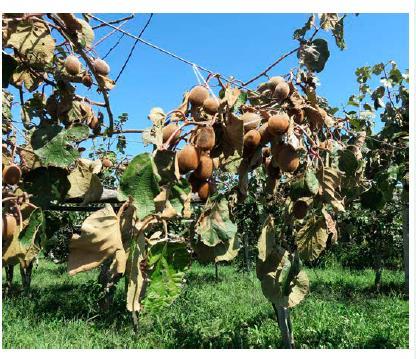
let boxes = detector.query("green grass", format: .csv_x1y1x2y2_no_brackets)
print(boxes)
2,259,408,349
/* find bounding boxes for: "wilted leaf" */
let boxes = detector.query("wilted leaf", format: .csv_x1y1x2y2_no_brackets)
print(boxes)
257,215,276,262
76,18,94,49
296,217,328,261
223,113,244,156
298,38,330,73
322,207,337,243
196,198,237,247
293,15,315,39
305,170,319,195
193,234,240,264
319,166,345,212
119,153,160,220
153,150,179,185
170,178,192,217
68,204,125,275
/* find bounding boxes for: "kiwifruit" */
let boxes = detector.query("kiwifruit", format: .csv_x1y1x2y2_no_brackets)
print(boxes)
82,73,93,87
162,123,181,143
196,126,215,151
243,129,261,150
197,181,210,201
194,155,213,180
188,172,203,193
293,200,308,219
277,144,299,173
202,97,219,115
2,214,17,243
58,13,82,31
46,95,59,118
273,81,290,102
3,164,22,185
264,157,280,178
288,107,304,124
178,144,199,173
89,116,100,130
241,112,261,131
267,76,285,90
268,113,290,136
92,59,110,76
258,123,273,143
188,86,209,107
262,146,271,158
102,158,112,168
65,55,81,75
271,142,286,159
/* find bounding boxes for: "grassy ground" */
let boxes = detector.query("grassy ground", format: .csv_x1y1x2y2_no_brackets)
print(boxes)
2,259,408,349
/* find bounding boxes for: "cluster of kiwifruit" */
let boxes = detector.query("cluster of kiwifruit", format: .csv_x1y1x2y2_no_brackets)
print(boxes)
162,85,219,201
64,55,110,78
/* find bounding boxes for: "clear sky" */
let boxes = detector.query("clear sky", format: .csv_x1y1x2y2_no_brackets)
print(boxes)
9,13,410,158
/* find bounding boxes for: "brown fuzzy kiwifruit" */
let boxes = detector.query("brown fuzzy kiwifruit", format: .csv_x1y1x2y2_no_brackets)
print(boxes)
89,116,100,130
178,144,199,173
243,129,261,150
241,112,261,131
267,76,285,90
262,146,271,158
258,123,273,144
162,123,181,143
3,164,22,185
196,126,215,151
92,59,110,76
58,13,82,31
194,155,213,180
288,107,304,124
293,200,308,219
102,158,112,168
277,144,299,173
202,97,219,115
273,81,290,102
268,113,290,136
2,214,17,243
189,86,209,107
188,172,203,193
264,157,280,178
65,55,81,75
82,73,93,87
197,181,211,201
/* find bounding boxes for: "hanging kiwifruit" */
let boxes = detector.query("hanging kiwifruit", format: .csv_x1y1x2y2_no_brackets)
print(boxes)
264,157,280,178
188,172,203,193
196,126,215,151
277,144,299,173
65,55,81,75
258,123,273,144
273,81,290,102
243,129,261,150
162,123,181,143
102,158,112,168
82,73,93,87
194,155,213,180
197,181,210,201
267,76,285,90
189,85,209,107
92,59,110,76
2,213,17,243
202,96,219,115
293,200,308,219
241,112,261,131
262,146,271,158
178,144,199,173
268,113,290,136
2,164,22,185
288,107,304,124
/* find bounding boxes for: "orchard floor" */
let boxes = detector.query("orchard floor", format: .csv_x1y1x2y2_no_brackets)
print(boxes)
2,259,408,349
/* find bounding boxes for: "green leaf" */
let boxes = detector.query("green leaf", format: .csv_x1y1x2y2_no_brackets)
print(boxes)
298,38,330,73
338,149,359,176
196,198,237,247
18,207,45,247
119,153,161,220
170,178,191,215
76,19,94,50
305,170,319,195
153,150,178,185
143,240,190,313
33,124,89,168
296,217,328,261
332,15,346,50
233,92,248,113
360,186,386,210
23,166,70,209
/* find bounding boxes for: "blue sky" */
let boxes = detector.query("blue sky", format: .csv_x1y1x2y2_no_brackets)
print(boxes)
9,13,410,158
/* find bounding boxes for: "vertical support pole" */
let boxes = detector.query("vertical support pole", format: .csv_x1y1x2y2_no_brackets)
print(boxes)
272,304,294,348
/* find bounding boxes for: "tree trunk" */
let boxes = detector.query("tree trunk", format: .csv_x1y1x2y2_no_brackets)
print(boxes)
374,266,382,292
244,236,250,272
403,200,409,294
20,261,33,294
98,259,122,312
273,304,295,348
4,265,14,294
215,262,219,281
